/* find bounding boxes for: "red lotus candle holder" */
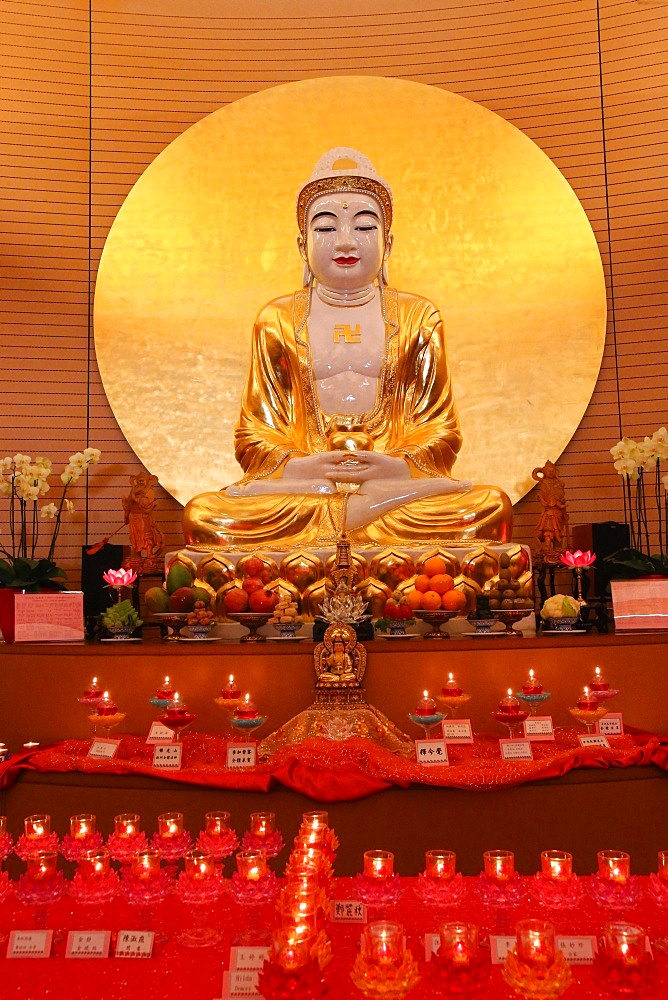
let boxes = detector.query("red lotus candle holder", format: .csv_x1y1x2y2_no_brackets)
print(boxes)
242,811,284,857
533,851,584,908
431,922,490,995
196,811,239,860
0,869,12,906
590,851,641,907
259,928,330,1000
593,922,658,997
15,814,59,860
295,824,338,864
229,849,277,904
69,848,119,905
60,813,104,861
174,849,223,948
121,849,172,905
351,921,420,998
502,919,572,998
107,813,148,863
478,851,526,906
152,811,193,861
16,851,65,908
356,851,402,905
287,847,333,883
647,851,668,906
414,849,466,905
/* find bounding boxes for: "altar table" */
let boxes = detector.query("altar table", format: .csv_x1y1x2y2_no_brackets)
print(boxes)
0,877,666,999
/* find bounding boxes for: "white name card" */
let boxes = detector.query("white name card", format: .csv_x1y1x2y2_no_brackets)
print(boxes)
523,716,555,741
230,945,270,970
597,713,624,736
500,738,533,760
146,722,176,744
12,591,84,642
490,935,516,964
425,932,441,960
221,970,261,997
227,743,257,769
442,720,474,744
66,930,111,958
7,929,53,958
88,737,121,759
415,739,449,765
115,930,154,958
578,734,611,749
556,936,597,964
332,900,367,923
152,744,182,769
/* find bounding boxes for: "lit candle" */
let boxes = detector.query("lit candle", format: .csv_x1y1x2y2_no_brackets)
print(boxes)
26,851,57,880
83,676,102,699
364,921,403,967
163,692,194,726
205,811,230,837
131,849,161,881
249,812,275,838
425,849,456,881
70,813,95,840
496,689,523,717
23,741,40,750
156,676,174,700
577,686,599,711
279,893,318,940
285,865,320,893
273,928,310,972
114,813,140,838
604,922,645,967
590,666,609,692
658,850,668,882
598,850,630,884
78,848,110,880
439,922,479,966
483,849,515,882
236,848,267,882
522,669,543,695
96,691,118,716
301,811,328,832
442,673,463,697
541,850,573,882
364,849,394,879
184,848,215,881
221,674,242,700
415,690,437,717
157,812,183,839
288,848,324,873
515,919,556,968
24,814,50,839
234,694,259,719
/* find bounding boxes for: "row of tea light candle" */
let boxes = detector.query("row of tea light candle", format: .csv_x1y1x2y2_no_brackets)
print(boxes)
81,674,260,720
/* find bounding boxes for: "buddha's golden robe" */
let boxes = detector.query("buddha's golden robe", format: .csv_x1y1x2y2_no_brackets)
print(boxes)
183,288,512,549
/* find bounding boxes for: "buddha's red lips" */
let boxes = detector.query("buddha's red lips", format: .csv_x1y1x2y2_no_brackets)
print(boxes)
333,256,359,266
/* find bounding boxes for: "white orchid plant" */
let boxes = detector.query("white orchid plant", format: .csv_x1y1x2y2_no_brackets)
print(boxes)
0,448,101,591
608,426,668,577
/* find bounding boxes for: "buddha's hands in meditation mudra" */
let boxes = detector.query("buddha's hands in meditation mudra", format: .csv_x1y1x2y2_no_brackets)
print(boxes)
183,147,511,548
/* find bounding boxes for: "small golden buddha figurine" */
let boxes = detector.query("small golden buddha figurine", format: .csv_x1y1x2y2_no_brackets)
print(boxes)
314,623,365,689
183,148,512,549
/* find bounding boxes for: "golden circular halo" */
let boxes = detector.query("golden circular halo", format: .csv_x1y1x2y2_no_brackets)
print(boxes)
94,76,606,506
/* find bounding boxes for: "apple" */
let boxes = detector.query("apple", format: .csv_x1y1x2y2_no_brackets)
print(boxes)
168,587,196,612
248,588,279,613
224,588,249,613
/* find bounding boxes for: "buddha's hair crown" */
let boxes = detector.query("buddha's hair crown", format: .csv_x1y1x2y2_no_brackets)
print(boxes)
297,147,393,241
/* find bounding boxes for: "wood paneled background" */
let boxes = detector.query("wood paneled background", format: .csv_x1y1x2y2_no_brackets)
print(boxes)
2,0,667,584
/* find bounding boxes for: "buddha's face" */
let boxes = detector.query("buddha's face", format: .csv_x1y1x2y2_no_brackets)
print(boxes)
301,192,391,290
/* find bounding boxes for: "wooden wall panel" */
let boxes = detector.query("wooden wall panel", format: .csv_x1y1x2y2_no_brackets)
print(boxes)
3,0,667,586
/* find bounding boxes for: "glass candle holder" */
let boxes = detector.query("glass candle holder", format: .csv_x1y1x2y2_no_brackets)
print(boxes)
591,667,609,692
515,919,556,968
27,851,58,880
184,848,215,881
301,811,328,832
70,814,96,840
425,849,456,880
157,812,184,839
115,813,140,838
290,847,325,871
221,674,242,700
236,849,267,881
273,927,311,971
364,921,404,967
279,899,318,941
205,811,230,837
78,848,110,880
156,676,174,699
598,850,631,884
25,814,50,839
541,850,573,882
484,849,515,882
604,922,645,964
522,669,543,695
83,676,103,699
439,921,479,964
658,851,668,882
249,812,275,837
131,849,161,881
364,850,394,879
295,827,326,850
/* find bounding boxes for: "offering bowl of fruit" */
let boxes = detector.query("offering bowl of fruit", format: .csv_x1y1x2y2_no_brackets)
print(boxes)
268,596,303,638
401,557,468,639
184,600,216,639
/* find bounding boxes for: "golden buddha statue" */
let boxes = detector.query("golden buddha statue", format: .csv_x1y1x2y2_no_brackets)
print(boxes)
183,148,512,550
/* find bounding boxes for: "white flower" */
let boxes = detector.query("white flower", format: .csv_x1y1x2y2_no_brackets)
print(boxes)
16,479,41,501
67,452,86,470
1,457,13,469
82,447,101,466
61,465,82,485
651,427,668,462
64,499,75,514
613,457,638,478
12,453,32,470
34,456,52,473
0,480,12,497
40,502,58,519
610,437,638,462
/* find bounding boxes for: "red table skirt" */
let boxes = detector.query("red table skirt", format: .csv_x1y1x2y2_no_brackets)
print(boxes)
1,728,666,802
0,876,666,998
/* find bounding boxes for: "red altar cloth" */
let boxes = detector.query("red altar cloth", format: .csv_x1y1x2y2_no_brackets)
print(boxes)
0,727,665,802
0,876,666,998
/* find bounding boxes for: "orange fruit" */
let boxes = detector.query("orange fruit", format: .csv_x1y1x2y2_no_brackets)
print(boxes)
441,589,467,612
406,589,423,610
429,573,455,595
423,556,447,577
414,574,432,593
421,590,443,610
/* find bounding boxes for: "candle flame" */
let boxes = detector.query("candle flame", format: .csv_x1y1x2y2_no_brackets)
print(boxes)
245,693,251,704
173,691,180,703
584,685,589,696
92,676,98,685
529,668,534,680
507,687,513,697
423,689,429,699
164,675,170,685
102,690,110,702
448,672,454,682
229,674,234,684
